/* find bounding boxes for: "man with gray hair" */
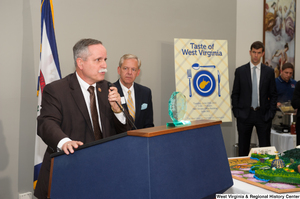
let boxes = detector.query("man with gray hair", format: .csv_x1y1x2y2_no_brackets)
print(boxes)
114,54,154,129
34,38,132,199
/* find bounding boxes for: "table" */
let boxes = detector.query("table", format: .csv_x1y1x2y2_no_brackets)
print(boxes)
224,179,300,194
226,156,300,194
271,129,296,153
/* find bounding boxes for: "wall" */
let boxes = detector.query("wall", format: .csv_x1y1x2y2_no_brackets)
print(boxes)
0,1,36,199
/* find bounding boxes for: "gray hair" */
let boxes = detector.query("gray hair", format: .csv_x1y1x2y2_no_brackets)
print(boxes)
73,38,103,66
119,54,141,68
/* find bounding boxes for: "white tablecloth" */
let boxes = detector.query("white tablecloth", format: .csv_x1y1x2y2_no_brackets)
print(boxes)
271,129,296,153
224,179,300,194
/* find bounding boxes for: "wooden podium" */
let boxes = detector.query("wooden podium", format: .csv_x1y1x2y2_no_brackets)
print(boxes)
48,120,233,199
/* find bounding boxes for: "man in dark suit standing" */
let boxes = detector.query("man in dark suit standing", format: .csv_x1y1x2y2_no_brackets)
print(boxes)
34,39,132,199
231,41,277,156
114,54,154,129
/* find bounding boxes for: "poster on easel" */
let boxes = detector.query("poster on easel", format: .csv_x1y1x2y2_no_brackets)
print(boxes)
174,38,232,122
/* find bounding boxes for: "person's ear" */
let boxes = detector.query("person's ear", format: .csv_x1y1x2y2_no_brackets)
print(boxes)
77,58,83,69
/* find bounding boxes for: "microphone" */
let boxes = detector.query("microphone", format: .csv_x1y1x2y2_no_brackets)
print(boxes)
108,82,137,130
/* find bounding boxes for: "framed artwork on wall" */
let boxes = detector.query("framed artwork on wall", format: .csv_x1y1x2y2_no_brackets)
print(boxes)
263,0,296,78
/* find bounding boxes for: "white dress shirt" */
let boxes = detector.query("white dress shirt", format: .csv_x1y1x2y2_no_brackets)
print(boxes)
119,80,136,112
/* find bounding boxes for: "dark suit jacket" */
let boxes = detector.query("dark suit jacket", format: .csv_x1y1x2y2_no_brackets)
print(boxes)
34,73,132,199
231,62,277,121
114,80,154,129
291,81,300,118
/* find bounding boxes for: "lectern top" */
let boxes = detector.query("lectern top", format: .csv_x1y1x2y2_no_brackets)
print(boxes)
127,119,222,137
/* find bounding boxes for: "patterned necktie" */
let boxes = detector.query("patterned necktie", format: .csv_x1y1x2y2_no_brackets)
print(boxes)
88,86,102,140
251,66,258,108
127,90,135,120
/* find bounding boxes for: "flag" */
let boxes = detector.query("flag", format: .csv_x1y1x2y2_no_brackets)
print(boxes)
34,0,61,189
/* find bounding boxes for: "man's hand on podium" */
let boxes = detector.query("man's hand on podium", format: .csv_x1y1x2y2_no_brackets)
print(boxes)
62,141,84,155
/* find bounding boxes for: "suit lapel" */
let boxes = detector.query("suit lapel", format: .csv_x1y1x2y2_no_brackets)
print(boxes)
96,81,108,136
245,63,252,91
134,83,141,123
259,64,265,92
69,73,93,133
115,80,124,97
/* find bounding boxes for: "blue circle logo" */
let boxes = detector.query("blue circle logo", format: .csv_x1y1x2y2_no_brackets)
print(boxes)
193,70,216,97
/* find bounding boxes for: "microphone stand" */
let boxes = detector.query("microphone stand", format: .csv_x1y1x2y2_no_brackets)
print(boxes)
115,101,137,130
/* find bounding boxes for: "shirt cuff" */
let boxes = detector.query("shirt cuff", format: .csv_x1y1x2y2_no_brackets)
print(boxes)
57,137,72,151
114,112,126,124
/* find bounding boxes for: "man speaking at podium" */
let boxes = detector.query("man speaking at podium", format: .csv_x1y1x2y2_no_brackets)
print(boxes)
34,39,132,199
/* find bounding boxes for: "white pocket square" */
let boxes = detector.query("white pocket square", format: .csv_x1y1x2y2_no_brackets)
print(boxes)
141,103,148,110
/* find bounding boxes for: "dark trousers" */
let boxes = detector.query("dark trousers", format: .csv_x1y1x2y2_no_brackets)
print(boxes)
237,109,271,156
